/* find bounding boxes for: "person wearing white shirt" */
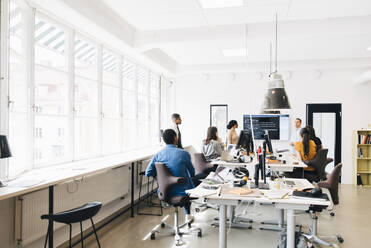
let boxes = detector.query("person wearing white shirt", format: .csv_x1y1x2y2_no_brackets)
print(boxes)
290,118,302,153
171,113,183,148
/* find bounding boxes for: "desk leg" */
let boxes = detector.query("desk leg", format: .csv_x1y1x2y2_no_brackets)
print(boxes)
278,209,284,228
48,186,54,248
219,205,227,248
131,162,135,218
286,209,295,248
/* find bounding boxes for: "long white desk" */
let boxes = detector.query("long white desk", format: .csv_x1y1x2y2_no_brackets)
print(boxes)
211,153,307,171
0,145,175,248
210,160,253,167
190,178,330,248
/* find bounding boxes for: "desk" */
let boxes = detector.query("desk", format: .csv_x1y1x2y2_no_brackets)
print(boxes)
0,146,174,248
211,155,306,171
191,179,329,248
210,160,253,167
267,155,307,173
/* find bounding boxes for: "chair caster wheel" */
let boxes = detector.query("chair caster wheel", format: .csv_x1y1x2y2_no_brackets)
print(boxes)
211,224,216,228
188,222,192,228
195,208,200,212
161,222,165,228
337,236,344,243
197,230,202,237
330,212,335,217
150,233,155,240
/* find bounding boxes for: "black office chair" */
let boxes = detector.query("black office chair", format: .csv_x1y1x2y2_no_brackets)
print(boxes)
148,163,202,246
303,163,344,246
41,202,102,248
303,149,333,182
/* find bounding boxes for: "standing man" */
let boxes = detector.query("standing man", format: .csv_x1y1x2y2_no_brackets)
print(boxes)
290,118,302,153
171,113,183,149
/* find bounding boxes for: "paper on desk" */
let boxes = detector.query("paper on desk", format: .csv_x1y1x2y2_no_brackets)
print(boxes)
263,190,290,199
186,187,218,198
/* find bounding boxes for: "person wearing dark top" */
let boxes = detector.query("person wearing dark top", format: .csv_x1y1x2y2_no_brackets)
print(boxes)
306,125,323,151
171,113,183,149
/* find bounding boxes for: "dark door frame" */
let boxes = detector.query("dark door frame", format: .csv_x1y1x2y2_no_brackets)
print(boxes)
306,103,342,180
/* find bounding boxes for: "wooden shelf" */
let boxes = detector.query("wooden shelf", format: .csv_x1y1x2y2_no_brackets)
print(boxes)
354,130,371,186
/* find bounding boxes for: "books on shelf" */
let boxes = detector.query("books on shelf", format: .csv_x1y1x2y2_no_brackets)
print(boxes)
358,147,363,158
358,134,371,144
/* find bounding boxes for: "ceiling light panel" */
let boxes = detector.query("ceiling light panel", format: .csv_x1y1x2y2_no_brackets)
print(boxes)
199,0,244,9
222,49,247,57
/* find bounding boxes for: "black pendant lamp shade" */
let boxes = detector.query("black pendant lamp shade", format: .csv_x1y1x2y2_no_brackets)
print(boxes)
261,73,291,111
0,135,12,158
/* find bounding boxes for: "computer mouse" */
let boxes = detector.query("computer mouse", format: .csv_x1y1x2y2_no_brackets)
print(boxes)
310,187,322,197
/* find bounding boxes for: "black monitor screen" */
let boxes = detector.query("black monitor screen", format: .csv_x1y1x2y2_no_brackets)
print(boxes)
243,114,289,140
236,130,254,153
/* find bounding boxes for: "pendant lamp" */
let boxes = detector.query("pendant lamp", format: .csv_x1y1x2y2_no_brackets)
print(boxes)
261,14,291,112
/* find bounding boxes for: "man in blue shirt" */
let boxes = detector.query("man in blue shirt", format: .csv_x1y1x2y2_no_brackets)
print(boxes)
146,129,195,222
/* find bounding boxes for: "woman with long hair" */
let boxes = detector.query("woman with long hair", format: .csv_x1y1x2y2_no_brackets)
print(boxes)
227,120,239,145
306,125,323,151
295,127,317,171
202,126,224,161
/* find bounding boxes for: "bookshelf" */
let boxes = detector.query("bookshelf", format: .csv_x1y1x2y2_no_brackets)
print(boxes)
353,130,371,186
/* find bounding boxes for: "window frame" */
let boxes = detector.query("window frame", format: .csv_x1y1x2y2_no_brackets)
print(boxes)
0,0,164,179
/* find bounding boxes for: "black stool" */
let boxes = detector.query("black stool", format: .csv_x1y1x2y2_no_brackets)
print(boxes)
41,202,102,248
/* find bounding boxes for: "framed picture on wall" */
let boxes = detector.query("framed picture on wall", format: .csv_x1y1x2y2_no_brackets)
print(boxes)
210,104,228,143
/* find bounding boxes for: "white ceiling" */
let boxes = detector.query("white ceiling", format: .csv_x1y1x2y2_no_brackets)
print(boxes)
86,0,371,73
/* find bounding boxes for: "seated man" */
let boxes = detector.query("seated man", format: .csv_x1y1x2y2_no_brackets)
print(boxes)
146,129,195,222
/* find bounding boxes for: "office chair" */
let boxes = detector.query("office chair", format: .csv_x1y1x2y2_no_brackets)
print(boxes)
303,163,344,246
303,149,333,183
193,153,215,175
317,163,341,217
148,163,202,246
193,153,218,212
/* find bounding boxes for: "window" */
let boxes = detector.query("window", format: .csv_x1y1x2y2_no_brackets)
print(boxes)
8,0,31,177
149,72,160,145
122,59,137,150
137,66,150,148
102,49,120,154
1,0,163,178
34,15,70,166
74,35,99,159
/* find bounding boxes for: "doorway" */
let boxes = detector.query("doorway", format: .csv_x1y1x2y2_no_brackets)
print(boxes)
306,104,342,178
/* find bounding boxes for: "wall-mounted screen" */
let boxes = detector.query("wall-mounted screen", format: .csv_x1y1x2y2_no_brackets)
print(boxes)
243,114,290,140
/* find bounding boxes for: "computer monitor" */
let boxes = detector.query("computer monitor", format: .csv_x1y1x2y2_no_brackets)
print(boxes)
252,154,269,189
236,130,254,154
263,130,273,154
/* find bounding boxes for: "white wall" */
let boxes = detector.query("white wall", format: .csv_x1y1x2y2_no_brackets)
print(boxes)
175,68,371,184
